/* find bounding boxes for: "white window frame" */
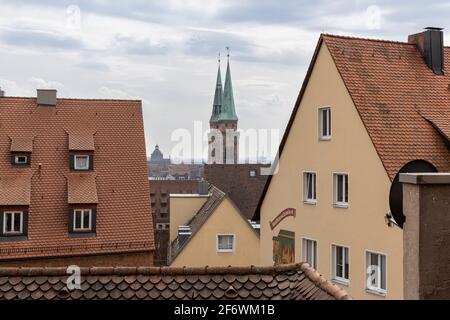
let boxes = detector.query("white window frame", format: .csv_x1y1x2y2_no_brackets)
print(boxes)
302,238,318,269
74,155,90,170
14,155,28,164
331,244,350,285
73,209,92,232
216,234,235,253
333,173,349,208
365,250,387,296
319,107,331,140
303,171,317,204
3,211,23,235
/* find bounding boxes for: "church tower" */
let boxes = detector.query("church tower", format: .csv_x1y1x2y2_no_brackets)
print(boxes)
208,49,239,164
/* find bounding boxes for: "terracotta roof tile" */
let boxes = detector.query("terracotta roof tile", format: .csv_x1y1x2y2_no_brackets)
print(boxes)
67,174,98,204
0,173,32,206
322,34,450,179
68,131,95,151
10,137,33,153
0,263,350,300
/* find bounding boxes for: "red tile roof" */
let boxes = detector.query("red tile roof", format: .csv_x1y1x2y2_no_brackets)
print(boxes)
0,263,350,300
254,33,450,220
0,173,32,206
10,136,33,153
0,97,154,260
322,34,450,179
67,174,98,204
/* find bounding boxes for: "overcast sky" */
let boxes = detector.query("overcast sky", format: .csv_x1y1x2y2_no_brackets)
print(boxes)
0,0,449,159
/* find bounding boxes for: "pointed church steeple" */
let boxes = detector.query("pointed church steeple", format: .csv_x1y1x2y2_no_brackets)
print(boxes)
210,53,223,123
222,47,238,121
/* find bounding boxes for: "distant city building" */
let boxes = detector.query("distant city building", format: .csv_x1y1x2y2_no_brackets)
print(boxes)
149,179,200,266
148,145,203,180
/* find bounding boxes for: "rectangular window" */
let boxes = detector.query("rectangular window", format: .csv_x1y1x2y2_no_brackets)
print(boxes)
302,238,317,269
3,211,23,234
74,155,90,170
249,169,257,177
366,251,387,295
332,245,349,284
73,209,92,232
319,107,331,139
217,234,235,252
334,173,349,207
303,172,317,204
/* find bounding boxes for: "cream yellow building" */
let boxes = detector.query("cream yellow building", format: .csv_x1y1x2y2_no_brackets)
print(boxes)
256,29,450,300
168,184,260,267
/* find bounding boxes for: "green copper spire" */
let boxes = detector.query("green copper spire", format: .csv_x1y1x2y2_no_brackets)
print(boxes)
210,55,223,123
220,48,238,122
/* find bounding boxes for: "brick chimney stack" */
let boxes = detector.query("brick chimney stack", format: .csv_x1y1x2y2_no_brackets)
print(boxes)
400,173,450,299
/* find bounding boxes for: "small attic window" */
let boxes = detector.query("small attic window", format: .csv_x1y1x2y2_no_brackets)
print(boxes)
74,155,90,170
11,154,31,167
15,156,28,165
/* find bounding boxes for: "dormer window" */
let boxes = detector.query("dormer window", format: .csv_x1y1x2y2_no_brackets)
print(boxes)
74,209,92,231
0,209,29,239
10,137,33,167
11,154,31,166
70,154,93,171
68,208,97,235
75,155,90,170
68,131,95,171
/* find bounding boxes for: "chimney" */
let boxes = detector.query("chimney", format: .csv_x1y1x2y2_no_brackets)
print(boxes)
0,87,4,97
400,173,450,299
198,179,209,195
37,89,57,106
408,27,444,75
178,225,191,247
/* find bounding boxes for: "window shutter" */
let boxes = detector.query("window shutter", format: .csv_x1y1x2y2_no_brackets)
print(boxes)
22,211,29,236
91,208,97,233
69,155,75,170
27,155,31,166
68,209,74,233
10,155,15,165
89,156,94,171
0,211,4,237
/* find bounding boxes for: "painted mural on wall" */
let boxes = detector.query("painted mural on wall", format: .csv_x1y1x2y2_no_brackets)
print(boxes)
273,229,295,265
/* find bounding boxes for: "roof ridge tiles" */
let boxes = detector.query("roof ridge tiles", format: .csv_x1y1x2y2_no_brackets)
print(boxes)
0,96,141,103
299,262,350,300
0,263,302,276
322,33,411,45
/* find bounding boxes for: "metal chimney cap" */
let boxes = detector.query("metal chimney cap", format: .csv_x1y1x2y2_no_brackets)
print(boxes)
37,89,57,106
425,27,444,31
